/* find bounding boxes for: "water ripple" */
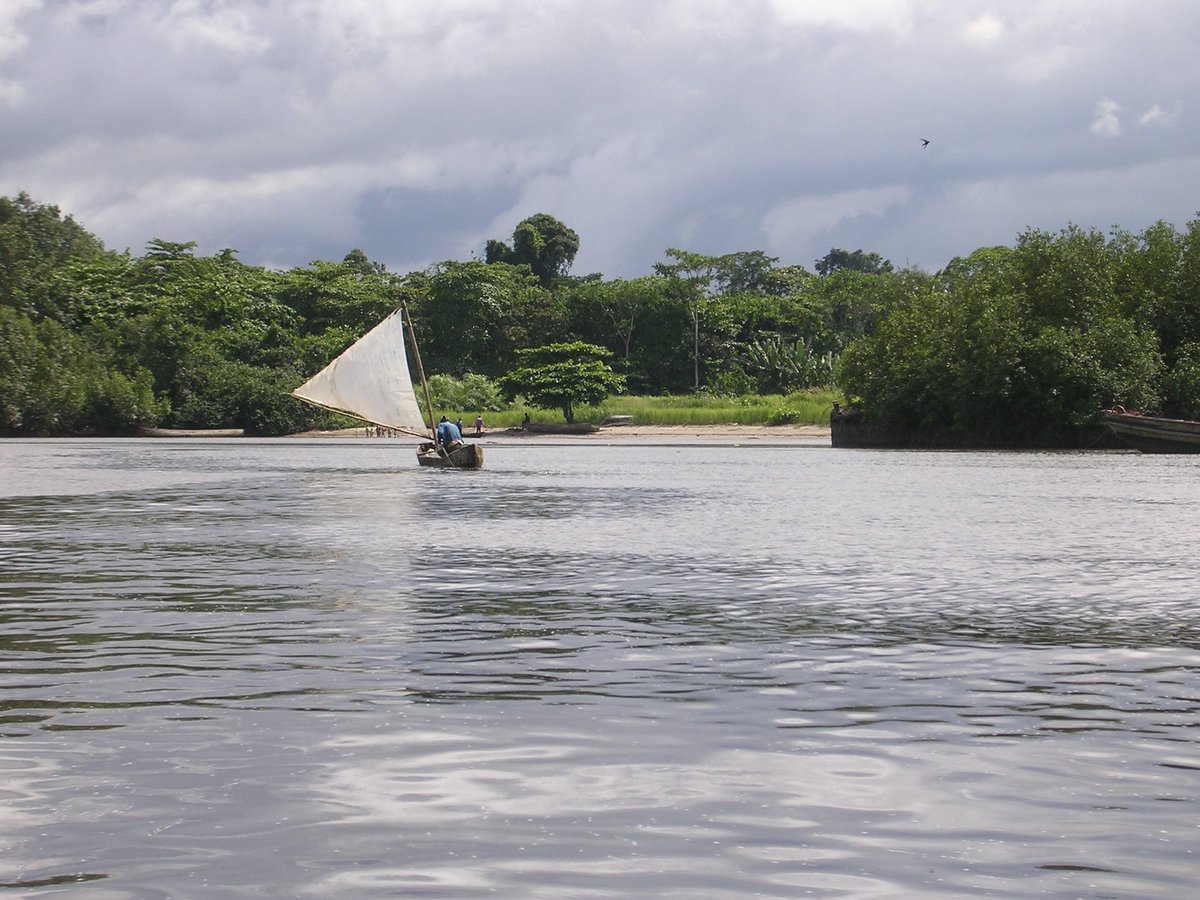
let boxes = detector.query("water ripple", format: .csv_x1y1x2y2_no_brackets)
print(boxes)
1,441,1199,896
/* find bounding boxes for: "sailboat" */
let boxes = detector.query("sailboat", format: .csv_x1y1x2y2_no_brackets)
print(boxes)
290,304,483,469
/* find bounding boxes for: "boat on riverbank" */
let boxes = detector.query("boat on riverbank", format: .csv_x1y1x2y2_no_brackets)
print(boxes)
139,427,245,438
522,422,599,435
1101,409,1200,454
290,306,483,469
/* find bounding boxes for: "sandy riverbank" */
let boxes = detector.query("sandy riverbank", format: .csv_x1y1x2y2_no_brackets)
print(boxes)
296,423,831,443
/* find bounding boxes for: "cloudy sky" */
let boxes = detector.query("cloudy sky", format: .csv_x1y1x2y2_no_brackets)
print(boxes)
2,0,1198,278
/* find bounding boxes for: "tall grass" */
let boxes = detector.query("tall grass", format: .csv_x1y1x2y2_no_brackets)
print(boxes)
452,389,839,428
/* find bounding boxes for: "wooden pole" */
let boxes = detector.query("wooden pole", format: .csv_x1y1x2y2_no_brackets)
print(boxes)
399,301,436,438
400,300,458,466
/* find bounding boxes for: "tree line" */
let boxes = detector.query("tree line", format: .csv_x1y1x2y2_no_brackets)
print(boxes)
839,222,1200,444
2,191,1198,440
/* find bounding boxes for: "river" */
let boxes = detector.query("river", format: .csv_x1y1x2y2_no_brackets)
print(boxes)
1,437,1198,897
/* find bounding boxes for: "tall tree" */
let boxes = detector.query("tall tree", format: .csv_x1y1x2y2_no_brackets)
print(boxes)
0,192,108,318
711,250,779,293
408,260,564,376
498,341,625,423
565,276,666,366
485,213,580,288
654,249,721,390
815,248,893,276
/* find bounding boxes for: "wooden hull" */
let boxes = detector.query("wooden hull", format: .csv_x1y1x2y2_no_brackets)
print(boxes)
416,442,484,468
522,422,599,434
140,427,244,437
1102,411,1200,453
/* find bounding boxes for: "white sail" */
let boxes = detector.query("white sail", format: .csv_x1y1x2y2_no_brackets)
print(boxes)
290,308,430,434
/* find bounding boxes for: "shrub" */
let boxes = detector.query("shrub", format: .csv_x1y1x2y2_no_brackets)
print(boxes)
426,373,505,412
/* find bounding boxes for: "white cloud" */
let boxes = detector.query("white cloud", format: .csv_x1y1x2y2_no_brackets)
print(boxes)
159,1,271,56
1137,103,1173,127
1006,45,1079,83
57,0,130,27
0,0,39,60
767,0,916,33
0,78,24,107
1091,98,1122,137
964,13,1005,45
2,1,1199,277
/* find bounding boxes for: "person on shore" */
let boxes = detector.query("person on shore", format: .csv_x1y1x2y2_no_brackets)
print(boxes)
474,415,484,436
437,416,463,449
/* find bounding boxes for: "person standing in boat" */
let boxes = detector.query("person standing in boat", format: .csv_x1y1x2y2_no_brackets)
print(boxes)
437,416,463,449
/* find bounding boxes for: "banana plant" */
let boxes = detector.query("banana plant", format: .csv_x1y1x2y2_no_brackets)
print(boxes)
739,333,835,392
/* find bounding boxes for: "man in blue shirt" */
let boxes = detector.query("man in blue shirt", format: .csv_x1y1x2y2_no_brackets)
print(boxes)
436,416,463,448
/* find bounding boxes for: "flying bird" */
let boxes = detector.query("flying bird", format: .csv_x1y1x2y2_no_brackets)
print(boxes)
920,138,931,148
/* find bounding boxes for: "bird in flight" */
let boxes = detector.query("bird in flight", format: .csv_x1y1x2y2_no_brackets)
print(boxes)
920,138,931,148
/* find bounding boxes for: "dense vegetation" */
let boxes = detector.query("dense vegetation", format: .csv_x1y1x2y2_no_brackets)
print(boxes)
839,223,1200,443
2,191,1198,441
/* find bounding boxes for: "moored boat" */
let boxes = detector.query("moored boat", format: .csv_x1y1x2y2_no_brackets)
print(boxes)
1101,408,1200,454
522,422,599,435
139,426,245,437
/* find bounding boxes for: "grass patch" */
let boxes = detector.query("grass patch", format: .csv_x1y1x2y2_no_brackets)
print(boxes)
448,389,840,428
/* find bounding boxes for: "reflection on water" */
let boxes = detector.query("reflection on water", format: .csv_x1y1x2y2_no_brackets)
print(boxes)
1,439,1199,896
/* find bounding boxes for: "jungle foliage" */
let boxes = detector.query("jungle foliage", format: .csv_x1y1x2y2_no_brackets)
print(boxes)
837,224,1200,443
2,190,1199,442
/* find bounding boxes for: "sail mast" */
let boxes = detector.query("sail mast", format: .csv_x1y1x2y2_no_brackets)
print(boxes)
400,301,437,438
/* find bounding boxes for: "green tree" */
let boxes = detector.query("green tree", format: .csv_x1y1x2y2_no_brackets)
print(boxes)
1011,225,1118,328
409,260,564,376
0,306,163,435
838,235,1162,445
800,268,905,353
565,276,664,365
0,192,108,318
653,248,722,390
648,249,818,392
426,373,506,412
275,259,396,337
1122,218,1200,370
342,248,387,276
815,248,893,276
562,275,693,393
1163,342,1200,419
0,306,49,431
498,341,625,423
485,213,580,288
711,250,780,293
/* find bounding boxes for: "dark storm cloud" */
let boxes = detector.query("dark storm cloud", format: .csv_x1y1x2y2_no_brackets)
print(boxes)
2,0,1199,277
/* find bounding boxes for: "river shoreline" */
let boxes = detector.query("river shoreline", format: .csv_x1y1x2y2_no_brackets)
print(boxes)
295,423,832,443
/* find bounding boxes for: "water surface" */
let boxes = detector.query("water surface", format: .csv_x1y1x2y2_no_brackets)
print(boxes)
1,439,1198,897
